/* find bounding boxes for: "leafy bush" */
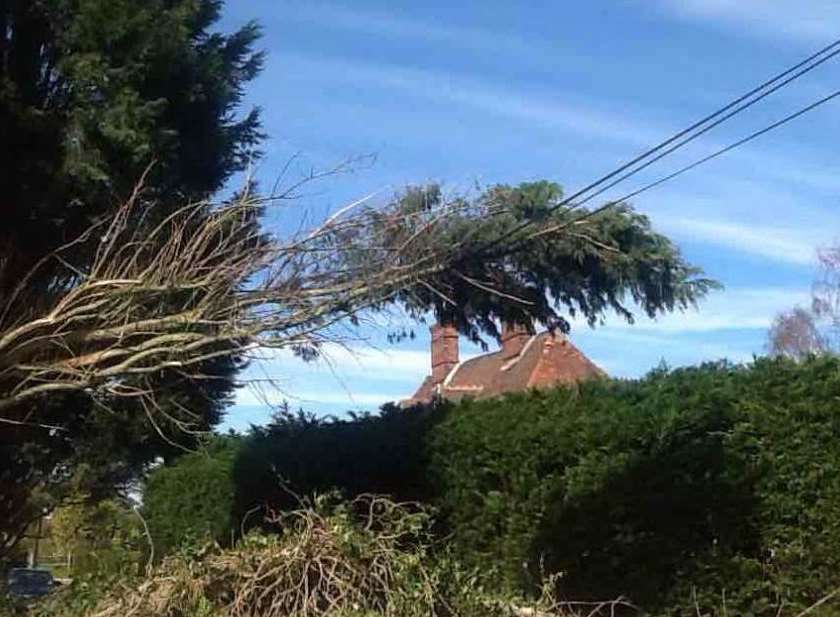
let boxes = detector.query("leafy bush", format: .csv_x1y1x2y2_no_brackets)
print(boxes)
429,357,840,615
233,358,840,615
142,436,243,557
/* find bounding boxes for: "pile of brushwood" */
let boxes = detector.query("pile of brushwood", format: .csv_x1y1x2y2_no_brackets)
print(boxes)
26,495,636,617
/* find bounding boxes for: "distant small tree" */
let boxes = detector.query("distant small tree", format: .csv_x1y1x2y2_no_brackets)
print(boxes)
768,306,828,360
811,245,840,337
50,496,143,577
769,244,840,359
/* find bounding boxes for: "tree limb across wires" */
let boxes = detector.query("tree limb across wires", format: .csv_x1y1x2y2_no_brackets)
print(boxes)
0,179,717,430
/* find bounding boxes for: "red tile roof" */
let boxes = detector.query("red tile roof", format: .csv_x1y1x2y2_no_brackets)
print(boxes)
403,331,604,406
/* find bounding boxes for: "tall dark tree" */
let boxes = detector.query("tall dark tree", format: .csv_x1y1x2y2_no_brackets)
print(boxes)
0,0,263,295
0,0,262,558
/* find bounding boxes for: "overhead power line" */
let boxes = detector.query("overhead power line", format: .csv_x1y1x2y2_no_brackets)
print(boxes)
570,46,840,211
531,87,840,245
482,36,840,255
604,87,840,209
559,36,840,211
489,85,840,265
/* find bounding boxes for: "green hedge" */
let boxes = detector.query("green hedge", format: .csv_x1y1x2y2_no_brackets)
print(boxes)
142,436,242,556
160,357,840,615
429,357,840,615
233,405,444,517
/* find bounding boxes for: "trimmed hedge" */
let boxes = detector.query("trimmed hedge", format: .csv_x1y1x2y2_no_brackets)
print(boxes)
155,357,840,615
233,405,444,515
428,357,840,615
142,436,242,556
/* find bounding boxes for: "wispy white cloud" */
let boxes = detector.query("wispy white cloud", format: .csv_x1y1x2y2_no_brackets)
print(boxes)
579,286,811,334
274,2,840,265
655,216,818,265
235,386,407,409
654,0,840,45
285,2,546,60
284,50,840,223
234,343,479,411
577,329,755,376
285,53,664,148
613,154,840,266
584,329,747,360
246,342,469,382
569,286,812,377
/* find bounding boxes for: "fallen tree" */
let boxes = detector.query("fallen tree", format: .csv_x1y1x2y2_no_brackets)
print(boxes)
0,178,714,558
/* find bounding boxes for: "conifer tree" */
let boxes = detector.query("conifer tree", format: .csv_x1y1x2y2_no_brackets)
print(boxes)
0,0,262,558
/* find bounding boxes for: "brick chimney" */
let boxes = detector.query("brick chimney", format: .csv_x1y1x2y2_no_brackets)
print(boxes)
430,323,459,386
500,321,530,359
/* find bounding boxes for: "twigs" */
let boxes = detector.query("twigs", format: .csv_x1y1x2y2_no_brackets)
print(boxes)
131,505,155,576
87,495,442,617
793,588,840,617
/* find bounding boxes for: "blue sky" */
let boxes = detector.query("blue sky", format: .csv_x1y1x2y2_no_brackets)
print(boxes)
218,1,840,430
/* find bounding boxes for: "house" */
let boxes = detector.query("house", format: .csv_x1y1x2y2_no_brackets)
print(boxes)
402,322,604,406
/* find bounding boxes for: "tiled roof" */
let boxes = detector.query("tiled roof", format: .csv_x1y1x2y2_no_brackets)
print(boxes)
403,331,604,406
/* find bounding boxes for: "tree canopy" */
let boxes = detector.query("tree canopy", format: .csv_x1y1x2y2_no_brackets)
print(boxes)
380,181,717,346
0,0,263,295
0,0,262,560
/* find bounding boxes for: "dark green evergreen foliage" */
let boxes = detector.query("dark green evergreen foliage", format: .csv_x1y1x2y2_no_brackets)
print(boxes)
0,0,263,296
142,435,243,556
233,403,445,521
0,0,261,559
429,357,840,615
228,359,840,615
384,182,718,346
140,404,443,558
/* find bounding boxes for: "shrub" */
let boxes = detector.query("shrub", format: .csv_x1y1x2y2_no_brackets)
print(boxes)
429,357,840,615
142,435,242,557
